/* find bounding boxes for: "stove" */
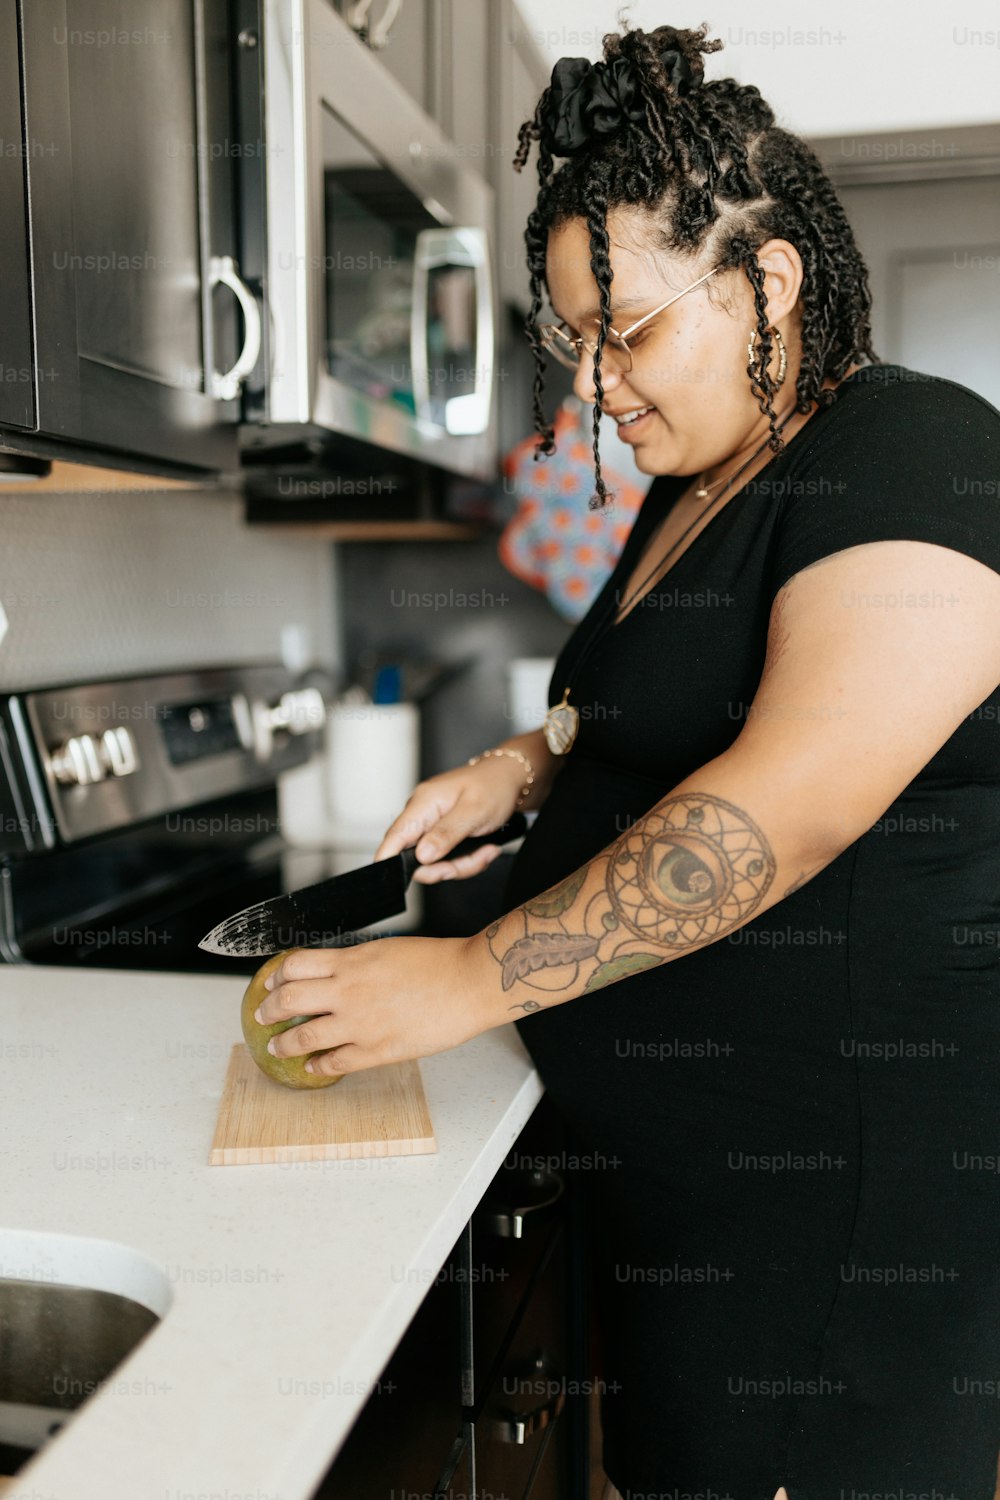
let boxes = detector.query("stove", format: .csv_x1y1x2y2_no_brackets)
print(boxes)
0,664,342,975
0,663,513,974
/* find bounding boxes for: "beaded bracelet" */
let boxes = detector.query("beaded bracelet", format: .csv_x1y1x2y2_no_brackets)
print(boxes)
466,746,536,809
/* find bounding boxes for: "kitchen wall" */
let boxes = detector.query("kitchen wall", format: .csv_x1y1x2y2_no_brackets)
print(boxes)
0,488,339,691
838,175,1000,410
338,530,567,779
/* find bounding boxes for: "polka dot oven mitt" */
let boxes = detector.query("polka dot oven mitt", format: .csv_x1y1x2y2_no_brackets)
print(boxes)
498,402,648,622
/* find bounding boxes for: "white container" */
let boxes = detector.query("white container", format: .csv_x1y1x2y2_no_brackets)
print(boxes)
326,700,420,835
279,698,422,854
505,657,556,736
277,731,338,849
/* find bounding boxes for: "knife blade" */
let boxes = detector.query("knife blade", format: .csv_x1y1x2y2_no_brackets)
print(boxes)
198,812,529,958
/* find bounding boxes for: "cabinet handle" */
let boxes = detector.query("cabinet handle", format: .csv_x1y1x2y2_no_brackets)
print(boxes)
346,0,404,49
493,1377,566,1445
488,1167,564,1239
208,254,263,401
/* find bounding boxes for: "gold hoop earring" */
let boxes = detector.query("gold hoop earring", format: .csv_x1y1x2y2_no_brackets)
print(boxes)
747,326,788,390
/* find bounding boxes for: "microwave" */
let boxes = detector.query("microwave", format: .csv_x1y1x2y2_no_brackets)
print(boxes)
240,0,498,481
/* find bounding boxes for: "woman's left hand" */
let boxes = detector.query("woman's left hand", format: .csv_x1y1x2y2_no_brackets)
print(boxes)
251,935,494,1077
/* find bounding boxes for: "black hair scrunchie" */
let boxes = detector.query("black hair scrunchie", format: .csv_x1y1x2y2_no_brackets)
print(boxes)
541,49,695,157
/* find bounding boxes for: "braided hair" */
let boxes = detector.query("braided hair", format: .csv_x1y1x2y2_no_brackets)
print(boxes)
513,22,879,508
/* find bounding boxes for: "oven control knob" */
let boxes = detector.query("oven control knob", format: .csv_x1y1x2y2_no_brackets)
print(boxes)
261,688,326,738
100,726,139,778
252,688,326,761
270,688,326,736
50,733,106,787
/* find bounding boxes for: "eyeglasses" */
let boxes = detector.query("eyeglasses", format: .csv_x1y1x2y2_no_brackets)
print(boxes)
538,266,719,374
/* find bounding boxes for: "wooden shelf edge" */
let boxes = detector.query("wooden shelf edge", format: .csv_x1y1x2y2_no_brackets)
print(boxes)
245,519,494,541
0,458,227,494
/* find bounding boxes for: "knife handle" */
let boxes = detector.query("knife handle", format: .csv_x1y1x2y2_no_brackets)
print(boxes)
399,811,528,881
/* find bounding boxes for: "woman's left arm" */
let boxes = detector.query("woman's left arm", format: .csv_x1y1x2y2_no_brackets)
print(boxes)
258,539,1000,1073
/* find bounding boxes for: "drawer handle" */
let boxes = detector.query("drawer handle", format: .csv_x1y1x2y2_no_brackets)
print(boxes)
488,1166,564,1239
494,1388,565,1446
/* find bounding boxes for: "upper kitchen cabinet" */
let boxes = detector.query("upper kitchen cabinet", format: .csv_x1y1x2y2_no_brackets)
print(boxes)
329,0,437,118
0,4,33,434
488,1,549,316
7,1,256,474
327,0,491,152
440,1,491,168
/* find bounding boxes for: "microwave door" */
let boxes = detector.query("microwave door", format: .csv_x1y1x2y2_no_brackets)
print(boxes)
411,227,494,438
262,0,497,480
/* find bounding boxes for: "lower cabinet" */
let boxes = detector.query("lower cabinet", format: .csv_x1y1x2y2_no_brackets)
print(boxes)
434,1421,474,1498
314,1092,588,1498
471,1219,570,1500
311,1253,464,1497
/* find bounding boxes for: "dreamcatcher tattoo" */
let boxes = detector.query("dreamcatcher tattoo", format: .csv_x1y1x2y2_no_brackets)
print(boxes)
485,792,776,1008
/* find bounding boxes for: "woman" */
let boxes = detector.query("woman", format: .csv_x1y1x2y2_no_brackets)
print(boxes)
254,23,1000,1499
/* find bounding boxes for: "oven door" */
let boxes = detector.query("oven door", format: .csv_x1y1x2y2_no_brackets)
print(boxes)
261,0,497,479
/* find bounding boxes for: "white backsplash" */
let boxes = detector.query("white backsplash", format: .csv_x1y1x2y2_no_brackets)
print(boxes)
0,489,339,690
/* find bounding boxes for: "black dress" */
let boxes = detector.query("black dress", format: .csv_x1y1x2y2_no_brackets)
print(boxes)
500,366,1000,1500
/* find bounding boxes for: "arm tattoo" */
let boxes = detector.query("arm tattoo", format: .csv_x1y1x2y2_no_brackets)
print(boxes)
486,791,776,1001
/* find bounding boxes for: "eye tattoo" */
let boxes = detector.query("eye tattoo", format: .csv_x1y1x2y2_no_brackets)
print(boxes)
486,792,777,1002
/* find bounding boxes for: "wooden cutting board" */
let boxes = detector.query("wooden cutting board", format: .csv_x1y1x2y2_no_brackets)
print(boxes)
209,1044,436,1165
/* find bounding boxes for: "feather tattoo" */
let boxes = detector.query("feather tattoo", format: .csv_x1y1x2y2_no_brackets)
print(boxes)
500,932,601,991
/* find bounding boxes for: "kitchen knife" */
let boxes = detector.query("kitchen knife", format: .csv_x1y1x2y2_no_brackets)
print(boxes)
198,812,528,958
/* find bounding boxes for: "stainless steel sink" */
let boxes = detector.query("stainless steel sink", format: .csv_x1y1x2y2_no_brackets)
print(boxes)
0,1232,171,1469
0,1278,160,1453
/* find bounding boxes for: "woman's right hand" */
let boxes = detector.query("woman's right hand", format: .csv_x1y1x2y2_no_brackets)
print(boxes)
372,752,534,883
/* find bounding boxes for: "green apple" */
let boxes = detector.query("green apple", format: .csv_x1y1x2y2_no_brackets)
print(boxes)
240,948,343,1090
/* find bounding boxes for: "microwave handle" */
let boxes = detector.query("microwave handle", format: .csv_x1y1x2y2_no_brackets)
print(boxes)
411,227,494,437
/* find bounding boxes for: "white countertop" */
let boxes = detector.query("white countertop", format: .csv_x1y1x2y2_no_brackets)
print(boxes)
0,966,544,1500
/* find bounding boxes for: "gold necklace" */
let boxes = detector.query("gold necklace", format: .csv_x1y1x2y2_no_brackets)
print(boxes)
542,414,794,756
694,467,736,500
695,437,774,499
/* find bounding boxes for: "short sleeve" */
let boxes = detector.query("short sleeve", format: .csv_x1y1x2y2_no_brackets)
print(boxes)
766,369,1000,602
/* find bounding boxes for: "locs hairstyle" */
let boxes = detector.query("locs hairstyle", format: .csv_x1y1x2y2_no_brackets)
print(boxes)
513,22,878,508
